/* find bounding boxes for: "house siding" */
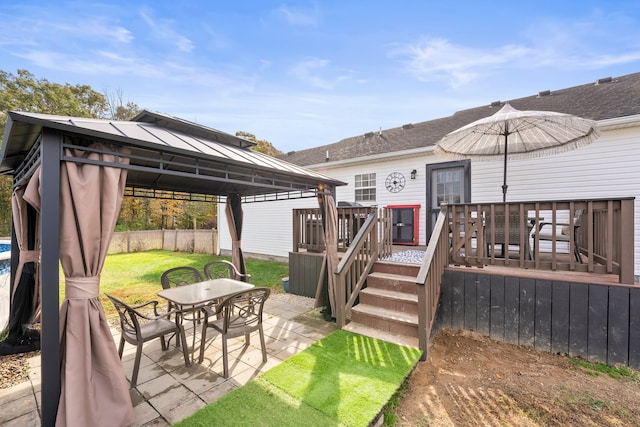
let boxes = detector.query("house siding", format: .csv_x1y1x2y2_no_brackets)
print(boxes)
220,123,640,277
219,198,308,260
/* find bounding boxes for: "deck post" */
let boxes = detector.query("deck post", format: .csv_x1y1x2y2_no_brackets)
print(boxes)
334,271,346,328
620,198,635,284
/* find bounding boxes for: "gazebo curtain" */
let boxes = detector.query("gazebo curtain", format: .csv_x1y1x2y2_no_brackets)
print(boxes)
0,177,41,353
314,187,338,317
25,141,134,427
225,193,248,281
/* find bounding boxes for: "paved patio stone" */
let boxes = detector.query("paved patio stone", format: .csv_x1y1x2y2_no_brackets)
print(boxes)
2,296,336,425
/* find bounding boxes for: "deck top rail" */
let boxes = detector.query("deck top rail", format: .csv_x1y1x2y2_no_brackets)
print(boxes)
416,205,449,360
334,211,379,328
447,198,634,284
293,206,392,258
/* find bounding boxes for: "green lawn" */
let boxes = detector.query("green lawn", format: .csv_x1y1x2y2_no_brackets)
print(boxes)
70,250,288,319
175,329,423,427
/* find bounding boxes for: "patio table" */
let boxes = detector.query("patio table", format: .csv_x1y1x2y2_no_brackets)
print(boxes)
157,278,254,361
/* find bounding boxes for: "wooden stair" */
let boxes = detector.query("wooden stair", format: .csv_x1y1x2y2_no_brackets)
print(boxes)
344,260,420,348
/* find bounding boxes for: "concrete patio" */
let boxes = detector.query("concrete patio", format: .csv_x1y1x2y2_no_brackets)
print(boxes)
0,295,337,426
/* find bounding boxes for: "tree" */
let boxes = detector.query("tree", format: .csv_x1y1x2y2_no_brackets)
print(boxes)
235,131,283,156
104,88,142,120
0,69,144,236
0,69,227,234
0,69,107,136
0,69,113,236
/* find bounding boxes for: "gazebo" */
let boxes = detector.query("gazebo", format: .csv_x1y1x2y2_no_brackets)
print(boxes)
0,110,345,427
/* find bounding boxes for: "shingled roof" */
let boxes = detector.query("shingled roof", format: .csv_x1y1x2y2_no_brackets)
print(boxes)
281,72,640,166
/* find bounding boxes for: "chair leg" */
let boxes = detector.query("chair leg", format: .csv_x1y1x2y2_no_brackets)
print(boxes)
130,343,143,387
177,325,191,367
160,336,168,351
222,336,229,378
198,322,208,363
574,245,583,263
118,335,125,358
259,327,267,363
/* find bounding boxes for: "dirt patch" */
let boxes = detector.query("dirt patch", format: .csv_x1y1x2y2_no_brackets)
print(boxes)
0,351,39,389
393,329,640,426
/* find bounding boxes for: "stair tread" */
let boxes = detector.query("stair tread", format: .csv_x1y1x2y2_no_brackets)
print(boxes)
352,304,418,324
361,287,418,302
368,271,417,281
344,322,420,349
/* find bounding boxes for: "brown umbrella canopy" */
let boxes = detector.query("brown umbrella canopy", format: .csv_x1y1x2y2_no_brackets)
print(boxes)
435,103,600,201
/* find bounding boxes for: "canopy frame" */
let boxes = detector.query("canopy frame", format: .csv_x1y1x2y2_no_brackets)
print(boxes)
0,110,345,427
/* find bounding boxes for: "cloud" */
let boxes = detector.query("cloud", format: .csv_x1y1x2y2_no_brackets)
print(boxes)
290,58,353,89
14,47,255,95
0,12,133,47
275,4,320,27
390,38,531,88
393,10,640,89
139,8,194,53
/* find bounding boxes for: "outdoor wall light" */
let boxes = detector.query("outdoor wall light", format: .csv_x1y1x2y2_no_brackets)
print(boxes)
410,169,417,179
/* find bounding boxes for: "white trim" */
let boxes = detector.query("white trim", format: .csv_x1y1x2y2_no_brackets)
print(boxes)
307,145,436,169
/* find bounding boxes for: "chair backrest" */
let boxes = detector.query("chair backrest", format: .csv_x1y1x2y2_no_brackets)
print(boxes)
204,260,251,282
161,266,204,290
485,212,527,243
105,293,142,341
561,209,584,235
218,288,270,334
204,260,237,280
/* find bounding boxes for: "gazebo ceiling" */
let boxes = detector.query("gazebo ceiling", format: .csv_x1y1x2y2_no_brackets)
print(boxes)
0,110,345,201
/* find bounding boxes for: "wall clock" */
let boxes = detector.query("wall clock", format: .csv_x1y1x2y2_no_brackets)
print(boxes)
385,172,405,193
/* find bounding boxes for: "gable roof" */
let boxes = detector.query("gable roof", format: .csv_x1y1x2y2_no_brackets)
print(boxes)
282,72,640,166
0,110,346,200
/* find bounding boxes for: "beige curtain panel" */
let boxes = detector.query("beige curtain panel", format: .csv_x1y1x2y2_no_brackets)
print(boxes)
42,142,134,427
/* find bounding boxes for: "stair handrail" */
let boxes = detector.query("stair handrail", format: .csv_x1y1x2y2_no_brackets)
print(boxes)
416,203,449,360
334,211,379,328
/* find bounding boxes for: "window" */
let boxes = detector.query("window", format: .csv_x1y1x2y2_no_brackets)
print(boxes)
433,168,463,205
425,161,471,239
355,173,376,202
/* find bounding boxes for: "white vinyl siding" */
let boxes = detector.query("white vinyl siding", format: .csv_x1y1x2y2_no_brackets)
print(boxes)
220,123,640,277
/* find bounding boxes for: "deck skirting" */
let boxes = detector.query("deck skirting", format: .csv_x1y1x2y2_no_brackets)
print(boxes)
435,269,640,368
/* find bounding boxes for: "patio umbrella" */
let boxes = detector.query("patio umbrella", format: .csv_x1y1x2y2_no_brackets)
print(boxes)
435,103,600,202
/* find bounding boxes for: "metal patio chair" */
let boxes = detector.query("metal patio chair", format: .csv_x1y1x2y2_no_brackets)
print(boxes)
484,212,533,260
105,293,190,387
197,287,270,378
160,266,204,312
533,209,584,263
203,260,251,282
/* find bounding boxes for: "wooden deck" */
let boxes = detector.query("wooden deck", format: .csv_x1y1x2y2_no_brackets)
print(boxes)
448,264,623,286
392,244,627,286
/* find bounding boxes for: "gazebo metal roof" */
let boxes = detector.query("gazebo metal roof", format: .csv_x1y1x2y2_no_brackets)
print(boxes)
1,110,345,200
0,109,345,427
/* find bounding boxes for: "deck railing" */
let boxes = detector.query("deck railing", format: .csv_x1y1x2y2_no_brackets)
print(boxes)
292,206,392,258
292,206,392,327
416,205,449,360
334,211,379,328
448,198,634,284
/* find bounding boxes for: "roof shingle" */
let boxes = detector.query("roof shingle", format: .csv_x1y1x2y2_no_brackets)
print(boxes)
281,72,640,166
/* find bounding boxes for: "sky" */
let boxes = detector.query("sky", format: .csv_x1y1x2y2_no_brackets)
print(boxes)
2,1,640,153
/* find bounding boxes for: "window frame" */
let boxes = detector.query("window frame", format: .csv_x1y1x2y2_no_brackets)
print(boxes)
354,172,376,202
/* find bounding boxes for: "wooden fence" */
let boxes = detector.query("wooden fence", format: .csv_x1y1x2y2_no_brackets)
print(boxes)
108,229,218,254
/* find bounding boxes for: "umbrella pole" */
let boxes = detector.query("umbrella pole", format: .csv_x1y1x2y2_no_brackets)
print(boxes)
502,130,508,202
